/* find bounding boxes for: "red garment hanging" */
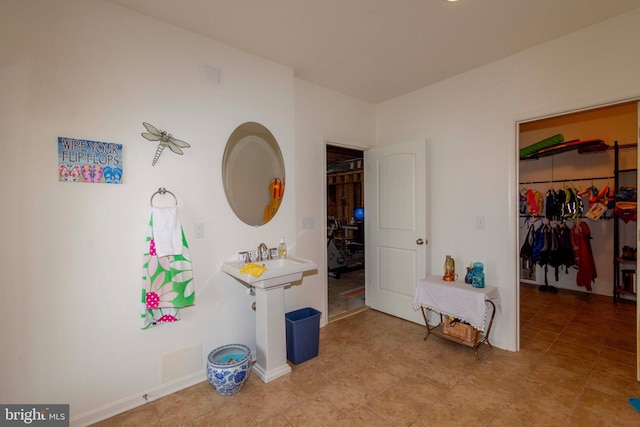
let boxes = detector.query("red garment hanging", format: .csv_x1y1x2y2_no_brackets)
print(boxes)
570,221,597,291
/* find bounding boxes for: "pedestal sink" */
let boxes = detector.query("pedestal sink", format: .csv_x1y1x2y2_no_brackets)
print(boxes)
222,256,317,383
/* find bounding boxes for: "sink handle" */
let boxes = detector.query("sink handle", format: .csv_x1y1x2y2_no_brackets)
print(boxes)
238,251,250,264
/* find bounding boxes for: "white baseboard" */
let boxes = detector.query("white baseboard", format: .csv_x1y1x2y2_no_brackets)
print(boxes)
70,371,207,427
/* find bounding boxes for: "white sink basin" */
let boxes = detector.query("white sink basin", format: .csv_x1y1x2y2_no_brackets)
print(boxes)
222,256,317,289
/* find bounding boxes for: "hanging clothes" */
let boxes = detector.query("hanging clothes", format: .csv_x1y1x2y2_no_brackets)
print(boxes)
570,221,597,291
545,189,561,220
525,188,544,216
548,221,575,281
519,224,536,270
537,223,551,266
519,189,528,215
554,189,566,221
556,222,575,270
561,187,583,220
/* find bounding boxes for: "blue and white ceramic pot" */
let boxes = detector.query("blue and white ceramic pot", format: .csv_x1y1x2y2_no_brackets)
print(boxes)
207,344,252,396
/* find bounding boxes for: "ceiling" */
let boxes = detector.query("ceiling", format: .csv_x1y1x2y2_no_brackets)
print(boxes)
109,0,640,103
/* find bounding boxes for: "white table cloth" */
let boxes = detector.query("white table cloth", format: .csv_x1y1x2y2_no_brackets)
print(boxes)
413,275,500,332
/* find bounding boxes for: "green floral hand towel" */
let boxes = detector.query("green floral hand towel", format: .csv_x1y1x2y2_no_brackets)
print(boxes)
141,212,194,329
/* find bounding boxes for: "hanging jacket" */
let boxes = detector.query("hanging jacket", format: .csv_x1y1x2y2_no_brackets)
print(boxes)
563,187,582,220
520,189,528,215
520,224,535,260
526,189,544,216
554,189,566,221
548,222,575,281
548,223,562,280
557,222,575,270
570,221,597,291
520,224,537,271
532,224,546,264
546,189,561,220
538,224,553,266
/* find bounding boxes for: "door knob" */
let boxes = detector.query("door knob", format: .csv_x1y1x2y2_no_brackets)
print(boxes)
416,238,426,245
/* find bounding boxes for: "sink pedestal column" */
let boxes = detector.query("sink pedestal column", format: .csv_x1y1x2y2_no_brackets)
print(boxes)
221,256,317,383
252,286,291,382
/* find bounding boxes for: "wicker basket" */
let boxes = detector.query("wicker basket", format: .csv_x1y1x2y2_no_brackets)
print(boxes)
443,317,480,345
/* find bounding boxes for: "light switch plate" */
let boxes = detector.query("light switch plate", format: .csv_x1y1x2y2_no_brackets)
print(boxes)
302,216,315,229
194,223,204,238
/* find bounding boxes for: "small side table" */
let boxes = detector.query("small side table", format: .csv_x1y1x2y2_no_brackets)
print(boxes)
413,275,500,359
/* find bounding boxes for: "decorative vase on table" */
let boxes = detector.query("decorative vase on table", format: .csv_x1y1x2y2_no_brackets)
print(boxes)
464,265,474,284
472,262,485,288
443,255,456,281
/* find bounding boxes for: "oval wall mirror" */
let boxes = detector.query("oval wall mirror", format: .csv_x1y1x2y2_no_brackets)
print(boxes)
222,122,285,226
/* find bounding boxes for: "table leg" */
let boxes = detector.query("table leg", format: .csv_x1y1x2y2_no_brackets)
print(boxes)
420,300,497,360
420,306,444,341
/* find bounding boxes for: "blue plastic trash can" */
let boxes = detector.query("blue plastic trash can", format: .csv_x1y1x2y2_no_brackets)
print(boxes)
285,307,322,364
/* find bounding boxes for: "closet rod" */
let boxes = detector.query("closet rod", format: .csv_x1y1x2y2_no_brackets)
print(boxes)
519,175,614,186
520,214,614,220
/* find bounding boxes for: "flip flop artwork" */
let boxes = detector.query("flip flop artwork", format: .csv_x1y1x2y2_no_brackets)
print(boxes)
57,137,123,184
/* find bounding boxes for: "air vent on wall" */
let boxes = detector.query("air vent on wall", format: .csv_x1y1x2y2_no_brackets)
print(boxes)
200,63,222,88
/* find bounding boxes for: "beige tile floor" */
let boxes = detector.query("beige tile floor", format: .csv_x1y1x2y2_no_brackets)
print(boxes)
94,283,640,426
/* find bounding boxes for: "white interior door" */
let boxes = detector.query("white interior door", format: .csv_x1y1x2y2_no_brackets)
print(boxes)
365,139,428,323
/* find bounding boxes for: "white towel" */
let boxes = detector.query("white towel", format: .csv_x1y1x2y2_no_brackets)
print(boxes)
152,206,183,257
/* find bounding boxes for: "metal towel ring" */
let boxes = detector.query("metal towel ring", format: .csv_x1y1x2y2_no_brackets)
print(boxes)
150,187,178,207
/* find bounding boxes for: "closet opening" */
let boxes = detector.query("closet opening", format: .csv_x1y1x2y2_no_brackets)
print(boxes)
517,99,639,379
326,144,366,321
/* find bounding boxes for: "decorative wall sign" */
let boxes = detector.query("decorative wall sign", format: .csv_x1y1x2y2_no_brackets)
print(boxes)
58,137,123,184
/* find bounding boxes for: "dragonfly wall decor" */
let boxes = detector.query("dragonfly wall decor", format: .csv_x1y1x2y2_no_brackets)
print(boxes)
141,122,191,166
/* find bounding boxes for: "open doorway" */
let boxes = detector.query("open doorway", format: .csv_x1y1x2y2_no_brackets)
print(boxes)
326,145,365,320
517,99,639,379
518,101,638,295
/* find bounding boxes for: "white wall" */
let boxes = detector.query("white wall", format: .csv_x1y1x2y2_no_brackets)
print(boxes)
0,1,301,424
4,0,640,422
293,79,375,326
376,9,640,351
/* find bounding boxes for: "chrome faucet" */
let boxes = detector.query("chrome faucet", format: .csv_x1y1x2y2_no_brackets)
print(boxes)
257,243,269,261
